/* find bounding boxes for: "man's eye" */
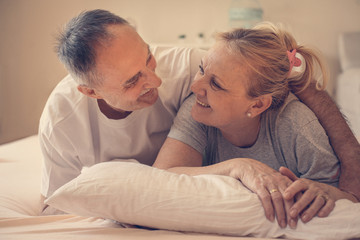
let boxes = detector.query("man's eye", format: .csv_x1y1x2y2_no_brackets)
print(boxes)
199,64,204,75
124,73,141,89
124,81,136,89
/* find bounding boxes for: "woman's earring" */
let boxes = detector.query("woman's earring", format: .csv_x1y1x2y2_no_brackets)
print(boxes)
247,112,252,118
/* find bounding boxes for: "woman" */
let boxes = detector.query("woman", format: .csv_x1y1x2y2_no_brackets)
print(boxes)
153,23,357,229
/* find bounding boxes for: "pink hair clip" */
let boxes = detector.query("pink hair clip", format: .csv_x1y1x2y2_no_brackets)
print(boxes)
287,49,303,77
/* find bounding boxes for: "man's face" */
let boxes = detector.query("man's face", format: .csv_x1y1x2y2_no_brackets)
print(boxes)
92,25,162,112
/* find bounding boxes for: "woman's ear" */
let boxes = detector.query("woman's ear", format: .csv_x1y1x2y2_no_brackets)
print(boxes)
77,85,102,99
248,95,272,117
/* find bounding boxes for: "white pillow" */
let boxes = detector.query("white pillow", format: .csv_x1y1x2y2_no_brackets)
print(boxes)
45,161,360,240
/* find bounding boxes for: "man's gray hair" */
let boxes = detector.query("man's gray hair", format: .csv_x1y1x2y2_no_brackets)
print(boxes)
56,9,129,86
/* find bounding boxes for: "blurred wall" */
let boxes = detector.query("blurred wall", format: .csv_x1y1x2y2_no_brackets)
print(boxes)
0,0,360,144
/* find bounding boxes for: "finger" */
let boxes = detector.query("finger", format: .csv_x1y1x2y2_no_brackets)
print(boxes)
257,187,275,222
279,166,298,182
269,189,287,228
288,185,316,219
288,190,303,225
278,179,298,229
317,197,335,217
300,194,326,223
293,191,303,206
283,180,307,200
283,195,297,229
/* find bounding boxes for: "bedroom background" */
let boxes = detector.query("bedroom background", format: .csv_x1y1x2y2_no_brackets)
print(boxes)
0,0,359,144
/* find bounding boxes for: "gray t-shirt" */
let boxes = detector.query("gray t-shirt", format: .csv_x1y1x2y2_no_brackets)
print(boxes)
168,94,340,186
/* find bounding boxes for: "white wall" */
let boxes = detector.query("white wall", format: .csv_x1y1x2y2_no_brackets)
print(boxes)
0,0,359,144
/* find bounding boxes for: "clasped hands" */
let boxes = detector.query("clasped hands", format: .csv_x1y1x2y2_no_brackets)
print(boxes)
228,158,334,229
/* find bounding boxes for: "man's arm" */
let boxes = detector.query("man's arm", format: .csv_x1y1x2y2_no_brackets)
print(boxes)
296,82,360,200
39,127,82,214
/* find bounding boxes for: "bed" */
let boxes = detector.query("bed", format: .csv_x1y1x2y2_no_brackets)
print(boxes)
1,135,360,240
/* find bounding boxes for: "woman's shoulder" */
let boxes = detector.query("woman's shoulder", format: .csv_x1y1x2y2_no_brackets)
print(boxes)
263,93,325,163
275,93,319,129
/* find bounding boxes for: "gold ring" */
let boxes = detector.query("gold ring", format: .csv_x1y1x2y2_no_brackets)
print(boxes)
320,195,329,202
269,189,279,194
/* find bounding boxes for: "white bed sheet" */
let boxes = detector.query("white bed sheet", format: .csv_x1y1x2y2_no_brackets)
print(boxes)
0,135,270,240
1,135,359,240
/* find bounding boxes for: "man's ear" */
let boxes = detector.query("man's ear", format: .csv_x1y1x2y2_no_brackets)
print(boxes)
248,95,272,117
77,85,102,99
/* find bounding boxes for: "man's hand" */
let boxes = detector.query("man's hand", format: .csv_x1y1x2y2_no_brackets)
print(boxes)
280,167,335,223
229,158,296,228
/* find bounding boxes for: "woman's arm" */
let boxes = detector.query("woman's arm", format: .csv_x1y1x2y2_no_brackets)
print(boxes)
296,82,360,201
153,137,203,170
154,137,239,176
154,139,295,228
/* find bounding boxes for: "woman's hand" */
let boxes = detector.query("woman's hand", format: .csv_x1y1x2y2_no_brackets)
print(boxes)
229,158,296,228
279,166,336,223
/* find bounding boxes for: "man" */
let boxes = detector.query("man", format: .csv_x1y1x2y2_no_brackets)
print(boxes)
40,10,203,214
40,9,359,220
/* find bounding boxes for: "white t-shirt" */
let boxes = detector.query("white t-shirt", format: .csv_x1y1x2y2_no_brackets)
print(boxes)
39,46,205,198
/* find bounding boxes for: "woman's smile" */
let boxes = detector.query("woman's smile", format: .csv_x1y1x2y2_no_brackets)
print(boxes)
196,98,210,108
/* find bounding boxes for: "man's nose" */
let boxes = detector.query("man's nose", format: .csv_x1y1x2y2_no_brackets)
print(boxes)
143,68,162,88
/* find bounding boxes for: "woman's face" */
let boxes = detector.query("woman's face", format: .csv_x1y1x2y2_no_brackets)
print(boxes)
190,41,256,130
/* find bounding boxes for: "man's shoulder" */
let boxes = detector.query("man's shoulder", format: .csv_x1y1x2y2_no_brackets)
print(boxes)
151,45,206,61
50,74,82,99
40,75,89,132
153,45,205,111
152,45,205,77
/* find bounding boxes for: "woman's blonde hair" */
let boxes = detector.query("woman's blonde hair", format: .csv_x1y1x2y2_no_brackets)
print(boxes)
217,22,328,109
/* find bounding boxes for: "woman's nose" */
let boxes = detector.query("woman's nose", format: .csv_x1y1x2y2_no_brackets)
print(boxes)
191,75,205,95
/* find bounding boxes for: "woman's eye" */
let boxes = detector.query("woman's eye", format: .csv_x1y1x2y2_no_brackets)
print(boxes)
210,77,223,90
198,64,204,75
